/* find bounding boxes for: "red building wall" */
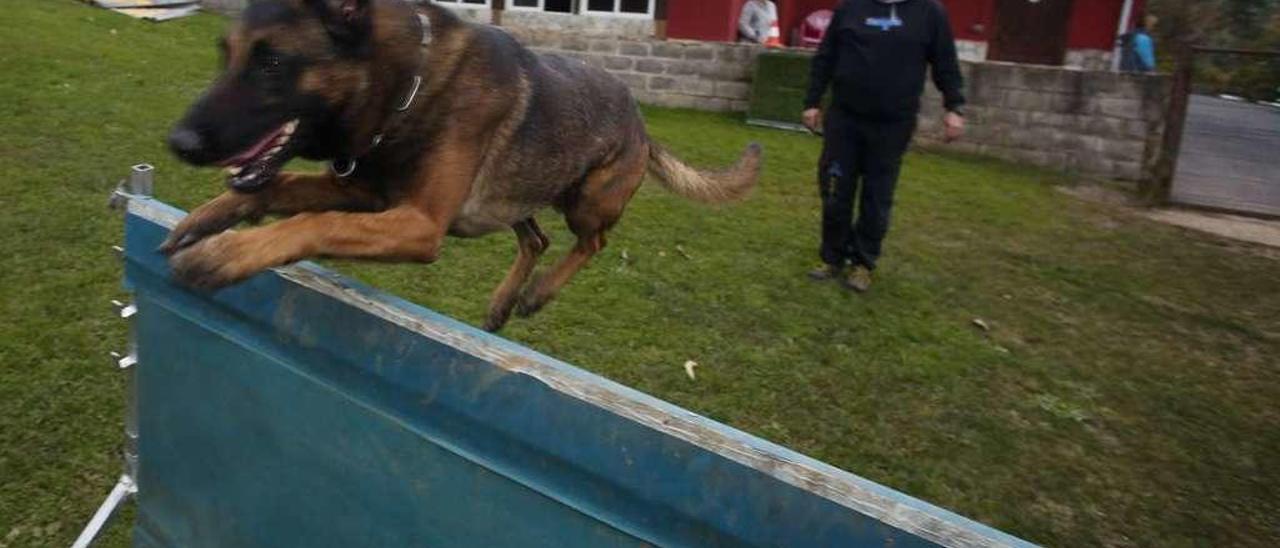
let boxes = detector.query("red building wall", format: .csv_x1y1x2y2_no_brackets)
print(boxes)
667,0,739,42
784,0,836,43
667,0,1144,50
941,0,1149,50
940,0,994,42
1066,0,1146,49
668,0,835,43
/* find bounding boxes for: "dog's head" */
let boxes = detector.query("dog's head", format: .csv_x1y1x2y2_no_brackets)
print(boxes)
168,0,423,192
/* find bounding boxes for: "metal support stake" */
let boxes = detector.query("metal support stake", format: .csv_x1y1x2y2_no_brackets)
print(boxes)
1143,41,1193,205
127,163,154,196
70,475,137,548
74,165,152,548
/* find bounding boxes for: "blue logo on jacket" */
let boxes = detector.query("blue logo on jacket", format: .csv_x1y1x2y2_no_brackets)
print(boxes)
865,16,902,31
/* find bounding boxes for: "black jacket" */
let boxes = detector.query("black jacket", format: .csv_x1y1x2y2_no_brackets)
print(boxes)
804,0,965,120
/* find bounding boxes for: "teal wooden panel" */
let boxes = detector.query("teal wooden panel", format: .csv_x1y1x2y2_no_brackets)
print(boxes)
122,197,1035,548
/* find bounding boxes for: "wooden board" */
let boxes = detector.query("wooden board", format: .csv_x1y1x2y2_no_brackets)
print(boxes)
122,196,1036,548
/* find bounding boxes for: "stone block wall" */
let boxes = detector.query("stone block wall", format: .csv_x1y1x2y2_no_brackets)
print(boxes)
954,39,989,63
517,32,1169,181
1064,48,1113,71
501,10,653,38
442,6,490,24
916,61,1170,181
510,30,761,113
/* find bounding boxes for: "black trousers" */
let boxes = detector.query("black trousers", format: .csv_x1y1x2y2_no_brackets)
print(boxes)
818,109,916,270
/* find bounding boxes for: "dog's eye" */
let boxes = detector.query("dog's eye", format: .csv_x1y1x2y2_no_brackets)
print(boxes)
261,55,283,77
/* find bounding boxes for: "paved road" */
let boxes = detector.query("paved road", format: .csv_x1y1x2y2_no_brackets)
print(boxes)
1171,95,1280,217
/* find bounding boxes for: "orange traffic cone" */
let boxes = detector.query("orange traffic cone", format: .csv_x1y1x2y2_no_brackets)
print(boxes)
765,20,783,48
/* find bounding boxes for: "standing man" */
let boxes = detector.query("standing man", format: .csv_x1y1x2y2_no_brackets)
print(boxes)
738,0,779,45
803,0,966,292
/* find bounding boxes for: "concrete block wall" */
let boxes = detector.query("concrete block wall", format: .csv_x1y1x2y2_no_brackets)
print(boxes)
442,6,490,24
510,30,761,113
515,32,1169,181
1064,48,1113,71
954,39,989,63
501,10,653,38
916,61,1171,181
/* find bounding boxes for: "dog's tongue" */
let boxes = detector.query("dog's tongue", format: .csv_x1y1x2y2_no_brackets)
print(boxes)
219,125,286,167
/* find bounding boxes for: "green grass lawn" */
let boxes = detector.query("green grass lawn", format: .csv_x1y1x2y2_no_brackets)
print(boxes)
2,2,1278,546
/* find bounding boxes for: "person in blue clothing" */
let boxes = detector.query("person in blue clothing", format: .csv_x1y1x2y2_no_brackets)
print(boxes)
1120,16,1158,73
801,0,965,292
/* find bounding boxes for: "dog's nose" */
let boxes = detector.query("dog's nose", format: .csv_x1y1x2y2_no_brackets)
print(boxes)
168,127,207,163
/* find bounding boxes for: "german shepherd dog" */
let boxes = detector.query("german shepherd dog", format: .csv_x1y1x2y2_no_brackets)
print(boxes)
163,0,761,332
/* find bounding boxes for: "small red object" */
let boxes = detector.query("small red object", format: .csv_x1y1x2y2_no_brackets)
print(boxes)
798,9,833,49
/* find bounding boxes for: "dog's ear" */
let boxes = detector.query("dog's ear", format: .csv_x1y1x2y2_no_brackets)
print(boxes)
308,0,374,47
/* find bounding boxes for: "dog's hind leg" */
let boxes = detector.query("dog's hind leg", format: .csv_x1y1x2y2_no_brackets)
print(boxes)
484,218,550,332
515,230,605,319
515,144,646,318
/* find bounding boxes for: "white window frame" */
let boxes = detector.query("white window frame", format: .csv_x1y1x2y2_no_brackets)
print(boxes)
579,0,654,19
432,0,492,10
506,0,545,11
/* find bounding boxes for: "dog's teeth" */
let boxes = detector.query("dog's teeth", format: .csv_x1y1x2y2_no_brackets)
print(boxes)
269,145,282,154
225,166,243,175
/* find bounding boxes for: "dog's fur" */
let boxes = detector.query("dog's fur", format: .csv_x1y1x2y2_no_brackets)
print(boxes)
164,0,761,331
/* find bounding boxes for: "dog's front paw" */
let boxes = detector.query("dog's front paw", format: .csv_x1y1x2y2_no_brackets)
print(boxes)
168,233,259,291
159,194,261,255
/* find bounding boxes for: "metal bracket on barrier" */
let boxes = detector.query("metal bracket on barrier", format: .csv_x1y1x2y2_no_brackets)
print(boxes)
108,163,155,210
74,165,151,548
112,299,138,320
109,351,138,370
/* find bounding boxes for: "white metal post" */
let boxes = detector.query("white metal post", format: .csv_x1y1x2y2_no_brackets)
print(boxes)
73,164,152,548
1112,0,1137,71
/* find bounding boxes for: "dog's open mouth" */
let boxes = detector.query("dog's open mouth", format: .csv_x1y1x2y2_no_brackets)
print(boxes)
220,119,299,192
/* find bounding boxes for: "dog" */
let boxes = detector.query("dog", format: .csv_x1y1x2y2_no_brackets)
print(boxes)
163,0,762,332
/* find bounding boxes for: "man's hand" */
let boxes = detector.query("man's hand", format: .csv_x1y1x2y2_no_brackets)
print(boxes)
802,108,822,134
944,111,965,142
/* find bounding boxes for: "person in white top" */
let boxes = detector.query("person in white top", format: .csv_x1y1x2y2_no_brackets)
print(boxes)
738,0,779,44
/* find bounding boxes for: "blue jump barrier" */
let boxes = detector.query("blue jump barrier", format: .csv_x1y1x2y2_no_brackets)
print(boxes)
83,167,1036,547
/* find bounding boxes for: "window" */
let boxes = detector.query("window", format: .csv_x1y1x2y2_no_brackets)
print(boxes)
501,0,652,17
433,0,490,8
506,0,574,14
583,0,653,17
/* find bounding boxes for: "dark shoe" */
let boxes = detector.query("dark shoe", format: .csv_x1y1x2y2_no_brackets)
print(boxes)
808,263,842,281
842,265,872,292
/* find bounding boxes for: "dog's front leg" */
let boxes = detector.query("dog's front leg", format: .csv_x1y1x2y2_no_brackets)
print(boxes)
169,206,440,290
159,172,385,254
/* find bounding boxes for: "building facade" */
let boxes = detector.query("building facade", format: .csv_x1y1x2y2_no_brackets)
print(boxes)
435,0,1147,70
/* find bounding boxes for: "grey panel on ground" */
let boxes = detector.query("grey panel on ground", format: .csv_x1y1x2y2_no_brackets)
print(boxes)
1172,95,1280,217
94,0,193,7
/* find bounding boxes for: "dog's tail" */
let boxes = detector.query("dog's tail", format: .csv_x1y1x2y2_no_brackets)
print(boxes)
646,139,762,204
